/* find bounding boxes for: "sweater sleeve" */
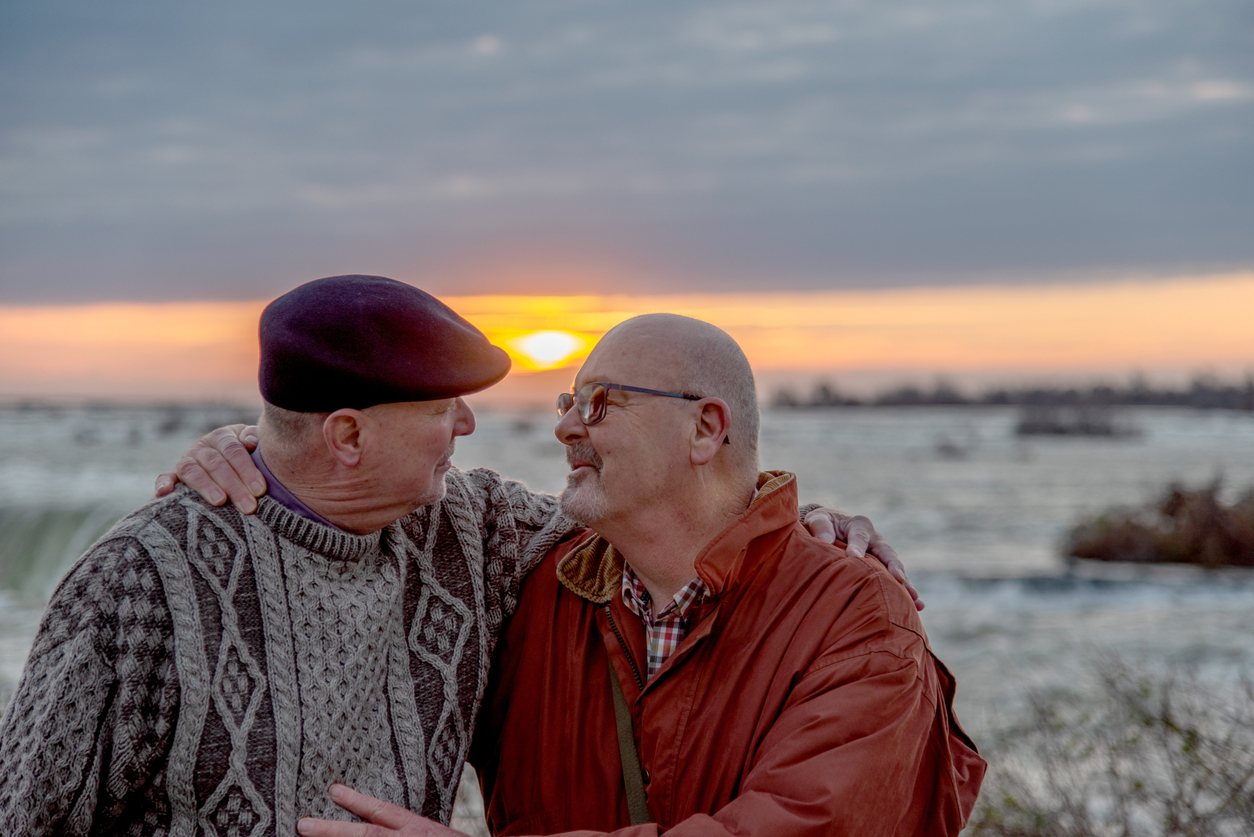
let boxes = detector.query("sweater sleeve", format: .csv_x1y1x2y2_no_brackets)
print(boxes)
0,536,179,836
461,468,581,623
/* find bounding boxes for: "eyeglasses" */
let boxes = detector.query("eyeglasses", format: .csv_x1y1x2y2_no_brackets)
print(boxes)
557,382,732,444
557,382,701,426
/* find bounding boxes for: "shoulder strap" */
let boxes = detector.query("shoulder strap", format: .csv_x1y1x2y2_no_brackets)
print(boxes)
607,655,652,825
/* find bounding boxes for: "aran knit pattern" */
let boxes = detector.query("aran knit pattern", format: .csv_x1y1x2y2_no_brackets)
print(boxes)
0,467,574,837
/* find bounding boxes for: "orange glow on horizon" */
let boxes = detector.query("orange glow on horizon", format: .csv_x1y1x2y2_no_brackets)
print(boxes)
0,301,264,400
1,272,1251,402
452,272,1254,376
503,330,592,371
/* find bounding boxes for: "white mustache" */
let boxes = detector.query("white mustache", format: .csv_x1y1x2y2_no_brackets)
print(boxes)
565,442,603,470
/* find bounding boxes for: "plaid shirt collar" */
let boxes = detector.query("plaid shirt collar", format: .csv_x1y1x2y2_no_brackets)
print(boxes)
621,563,709,680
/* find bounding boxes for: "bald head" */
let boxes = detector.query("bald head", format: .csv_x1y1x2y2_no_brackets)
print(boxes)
592,314,760,479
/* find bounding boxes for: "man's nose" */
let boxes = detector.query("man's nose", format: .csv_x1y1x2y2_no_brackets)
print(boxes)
453,397,476,437
554,404,586,444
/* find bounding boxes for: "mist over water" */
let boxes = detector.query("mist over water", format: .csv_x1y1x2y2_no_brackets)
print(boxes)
2,402,1253,734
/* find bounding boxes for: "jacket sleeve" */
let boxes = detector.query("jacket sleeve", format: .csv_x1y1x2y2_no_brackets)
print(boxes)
0,537,179,835
690,645,937,836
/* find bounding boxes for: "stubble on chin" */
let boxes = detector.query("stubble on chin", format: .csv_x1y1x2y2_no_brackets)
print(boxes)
409,442,456,509
411,470,449,510
559,444,609,525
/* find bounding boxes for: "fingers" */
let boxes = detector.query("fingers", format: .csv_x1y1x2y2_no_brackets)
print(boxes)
175,425,268,513
174,457,228,506
868,540,925,611
802,510,838,544
835,514,928,611
294,784,414,837
839,514,874,559
807,510,928,611
296,817,380,837
210,425,267,500
207,425,262,484
872,539,903,580
327,784,416,829
154,471,179,497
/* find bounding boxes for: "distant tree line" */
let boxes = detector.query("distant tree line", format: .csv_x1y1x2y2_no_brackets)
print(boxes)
772,376,1254,411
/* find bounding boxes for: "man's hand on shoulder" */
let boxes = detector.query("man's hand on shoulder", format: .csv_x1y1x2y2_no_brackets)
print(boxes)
154,424,267,514
297,785,464,837
803,508,923,611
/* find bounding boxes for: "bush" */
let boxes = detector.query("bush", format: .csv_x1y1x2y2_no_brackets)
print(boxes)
1066,484,1254,568
968,662,1254,836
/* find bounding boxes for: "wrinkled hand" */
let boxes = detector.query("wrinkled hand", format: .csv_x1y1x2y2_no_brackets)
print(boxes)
296,784,465,837
803,509,922,610
153,424,267,513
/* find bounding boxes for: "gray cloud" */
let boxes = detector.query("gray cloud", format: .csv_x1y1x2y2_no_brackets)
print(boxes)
1,0,1250,301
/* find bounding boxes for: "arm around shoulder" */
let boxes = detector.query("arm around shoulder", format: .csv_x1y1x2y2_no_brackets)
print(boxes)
461,467,580,576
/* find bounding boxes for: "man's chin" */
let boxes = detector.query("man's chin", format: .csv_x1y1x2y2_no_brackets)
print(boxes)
559,480,608,527
410,476,448,511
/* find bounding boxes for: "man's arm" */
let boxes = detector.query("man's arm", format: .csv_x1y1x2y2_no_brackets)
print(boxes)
155,425,922,607
0,538,179,835
462,468,573,572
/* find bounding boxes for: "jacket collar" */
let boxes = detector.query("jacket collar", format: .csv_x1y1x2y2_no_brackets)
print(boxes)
556,471,800,603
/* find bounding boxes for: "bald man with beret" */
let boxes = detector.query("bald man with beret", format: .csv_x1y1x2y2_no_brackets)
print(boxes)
0,276,577,836
0,275,907,836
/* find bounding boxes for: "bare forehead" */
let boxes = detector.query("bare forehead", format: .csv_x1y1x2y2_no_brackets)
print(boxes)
574,320,695,389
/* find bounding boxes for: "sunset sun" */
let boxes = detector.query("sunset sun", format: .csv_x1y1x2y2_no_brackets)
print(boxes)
504,330,591,371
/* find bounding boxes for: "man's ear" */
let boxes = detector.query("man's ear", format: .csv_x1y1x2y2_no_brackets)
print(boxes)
322,409,369,467
691,398,732,466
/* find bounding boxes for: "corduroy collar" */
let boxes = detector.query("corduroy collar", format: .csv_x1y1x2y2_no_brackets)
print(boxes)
555,470,800,603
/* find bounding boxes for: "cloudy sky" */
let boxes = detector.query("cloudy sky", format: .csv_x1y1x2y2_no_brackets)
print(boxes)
1,0,1251,303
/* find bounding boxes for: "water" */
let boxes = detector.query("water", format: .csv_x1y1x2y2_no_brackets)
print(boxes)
2,403,1253,794
0,402,260,703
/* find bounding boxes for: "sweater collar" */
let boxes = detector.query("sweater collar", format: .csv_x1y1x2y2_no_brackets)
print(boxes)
251,448,348,533
556,470,800,603
253,494,385,562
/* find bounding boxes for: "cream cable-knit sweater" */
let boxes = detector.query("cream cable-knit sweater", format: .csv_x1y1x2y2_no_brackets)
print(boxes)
0,467,575,837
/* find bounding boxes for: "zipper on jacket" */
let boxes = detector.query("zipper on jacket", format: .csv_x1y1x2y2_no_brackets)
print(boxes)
604,605,645,691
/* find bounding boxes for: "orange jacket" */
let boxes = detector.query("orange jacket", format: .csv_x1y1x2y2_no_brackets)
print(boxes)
470,472,985,836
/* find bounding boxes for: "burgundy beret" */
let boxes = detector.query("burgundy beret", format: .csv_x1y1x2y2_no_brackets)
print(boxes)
259,275,511,412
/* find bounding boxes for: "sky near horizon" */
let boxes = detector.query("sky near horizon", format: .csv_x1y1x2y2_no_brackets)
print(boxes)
2,273,1251,404
1,1,1251,397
